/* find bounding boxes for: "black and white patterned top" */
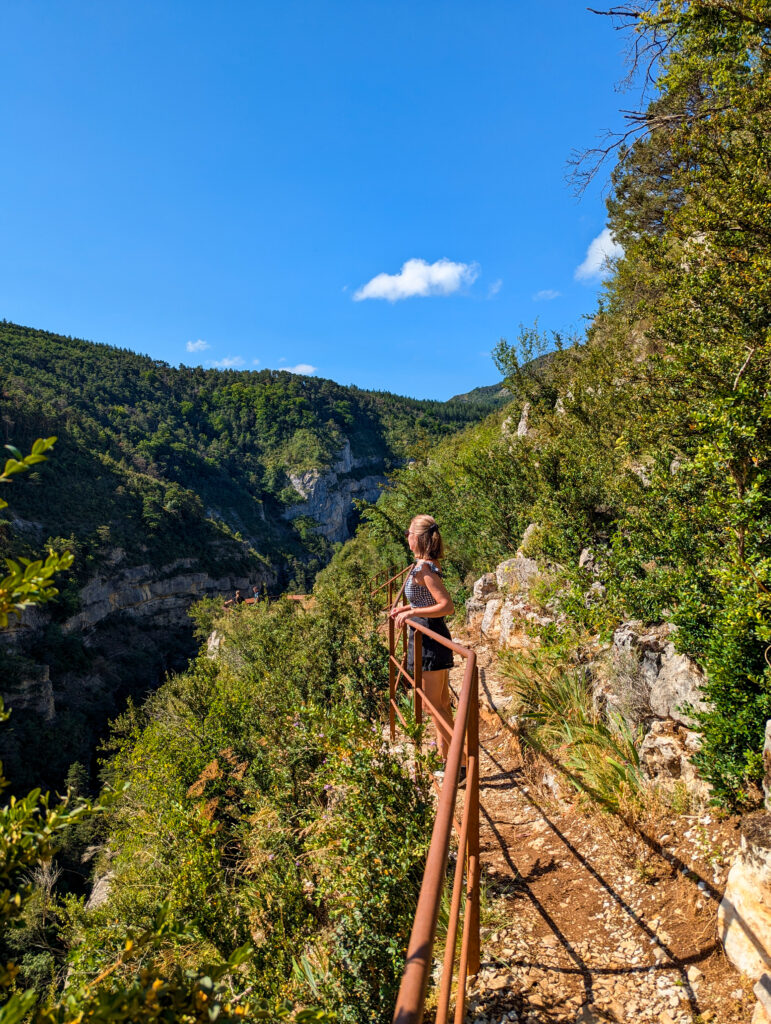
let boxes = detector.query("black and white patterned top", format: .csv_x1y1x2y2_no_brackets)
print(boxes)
404,560,442,610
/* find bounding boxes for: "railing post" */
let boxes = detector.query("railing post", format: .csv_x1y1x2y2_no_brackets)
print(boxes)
414,630,423,749
389,616,396,744
467,664,481,974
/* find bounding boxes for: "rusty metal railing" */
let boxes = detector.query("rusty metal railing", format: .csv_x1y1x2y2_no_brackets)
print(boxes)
372,567,480,1024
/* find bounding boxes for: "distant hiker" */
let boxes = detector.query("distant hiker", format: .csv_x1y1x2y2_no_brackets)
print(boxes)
224,588,245,608
389,514,462,781
252,584,262,601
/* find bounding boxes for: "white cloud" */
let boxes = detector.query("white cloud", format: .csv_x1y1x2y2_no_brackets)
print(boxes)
487,278,503,298
186,339,210,353
209,356,245,369
575,228,623,281
533,289,561,301
353,258,479,302
285,363,317,375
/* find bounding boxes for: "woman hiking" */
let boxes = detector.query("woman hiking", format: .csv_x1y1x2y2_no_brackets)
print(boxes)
390,514,463,781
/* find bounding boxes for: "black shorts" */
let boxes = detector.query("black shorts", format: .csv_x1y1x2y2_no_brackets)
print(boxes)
406,615,455,673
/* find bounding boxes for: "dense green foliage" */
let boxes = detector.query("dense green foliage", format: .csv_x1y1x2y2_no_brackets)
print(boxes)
4,569,431,1021
0,323,495,792
72,564,433,1022
1,446,433,1021
1,447,283,1024
0,438,73,628
362,0,771,806
0,321,499,585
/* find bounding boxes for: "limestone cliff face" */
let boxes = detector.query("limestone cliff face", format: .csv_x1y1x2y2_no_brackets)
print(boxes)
466,535,712,803
0,556,275,789
63,559,274,633
283,440,386,544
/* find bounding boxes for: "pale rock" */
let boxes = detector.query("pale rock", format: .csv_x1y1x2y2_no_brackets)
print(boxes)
639,720,709,801
487,975,511,990
62,566,274,633
763,721,771,811
752,1002,771,1024
496,555,539,594
584,581,606,607
610,620,707,726
85,870,115,911
518,522,540,554
499,597,533,647
578,548,594,571
284,441,385,543
206,630,223,660
719,814,771,980
651,643,708,726
465,598,487,630
755,973,771,1016
629,459,653,487
517,402,531,437
481,599,503,642
473,573,500,602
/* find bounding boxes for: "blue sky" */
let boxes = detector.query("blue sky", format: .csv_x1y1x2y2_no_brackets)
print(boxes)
1,1,631,400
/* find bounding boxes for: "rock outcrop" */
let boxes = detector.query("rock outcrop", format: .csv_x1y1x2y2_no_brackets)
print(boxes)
638,720,709,801
62,560,274,634
4,664,55,721
466,537,711,802
719,814,771,981
466,552,553,648
284,440,386,544
607,621,708,727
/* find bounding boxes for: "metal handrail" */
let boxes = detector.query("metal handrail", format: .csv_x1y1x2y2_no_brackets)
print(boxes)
373,567,480,1024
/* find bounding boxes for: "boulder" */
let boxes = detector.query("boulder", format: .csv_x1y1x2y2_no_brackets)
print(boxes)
480,599,503,642
584,581,606,606
611,621,707,726
473,573,500,602
206,630,223,660
499,598,522,646
85,870,115,911
719,814,771,980
754,974,771,1024
578,548,594,571
496,554,539,594
518,522,540,555
639,720,709,801
517,403,531,437
650,644,708,726
763,721,771,812
464,598,487,631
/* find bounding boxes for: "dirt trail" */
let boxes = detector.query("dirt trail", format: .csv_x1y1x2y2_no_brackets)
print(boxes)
445,638,751,1024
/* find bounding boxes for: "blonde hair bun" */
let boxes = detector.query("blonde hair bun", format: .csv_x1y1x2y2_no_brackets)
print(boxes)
410,514,444,561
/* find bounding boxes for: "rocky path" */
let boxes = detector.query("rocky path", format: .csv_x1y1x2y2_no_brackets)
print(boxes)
445,639,750,1024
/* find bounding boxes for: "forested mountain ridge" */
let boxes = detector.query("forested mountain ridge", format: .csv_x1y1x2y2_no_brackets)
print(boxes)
0,321,502,790
0,321,501,578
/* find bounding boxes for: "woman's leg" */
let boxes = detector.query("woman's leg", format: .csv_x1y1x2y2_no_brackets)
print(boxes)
422,669,455,761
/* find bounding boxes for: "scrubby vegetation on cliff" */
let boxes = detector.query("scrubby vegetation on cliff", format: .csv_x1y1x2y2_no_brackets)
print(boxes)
0,322,499,586
0,325,497,792
1,455,434,1021
361,0,771,807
